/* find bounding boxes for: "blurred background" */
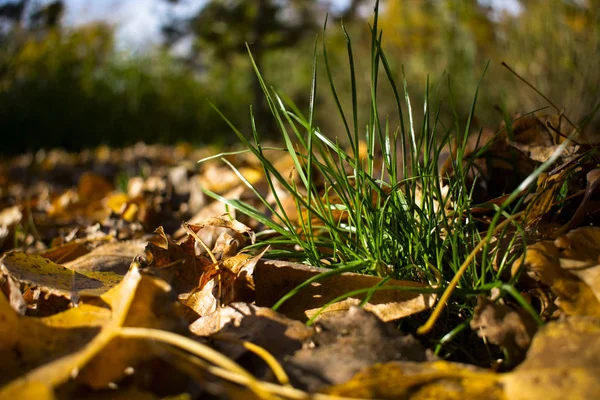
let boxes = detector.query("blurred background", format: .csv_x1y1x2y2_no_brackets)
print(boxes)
0,0,598,154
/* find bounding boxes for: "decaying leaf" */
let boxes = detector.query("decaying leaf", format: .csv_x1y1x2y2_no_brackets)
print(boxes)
191,303,313,382
286,307,435,392
502,316,600,400
1,252,124,306
0,263,187,397
181,247,268,321
512,226,600,316
322,361,504,399
470,295,538,361
254,259,436,322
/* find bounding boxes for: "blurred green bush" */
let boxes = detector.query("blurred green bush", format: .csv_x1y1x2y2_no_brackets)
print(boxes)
0,23,250,153
0,0,597,154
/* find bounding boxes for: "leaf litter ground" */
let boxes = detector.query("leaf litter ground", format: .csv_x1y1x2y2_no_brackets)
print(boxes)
1,119,600,399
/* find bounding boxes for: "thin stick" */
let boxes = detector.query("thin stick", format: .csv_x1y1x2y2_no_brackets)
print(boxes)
417,212,523,335
118,327,269,399
213,334,291,386
501,62,584,139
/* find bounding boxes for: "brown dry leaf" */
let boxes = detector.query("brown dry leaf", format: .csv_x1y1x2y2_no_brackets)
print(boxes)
470,295,538,360
40,236,112,264
62,240,147,274
190,302,312,339
142,226,213,294
0,263,186,396
181,247,268,320
288,307,435,392
322,360,504,399
191,303,313,383
523,170,568,228
180,217,255,258
47,172,114,223
254,259,436,322
501,316,600,400
554,226,600,303
512,227,600,316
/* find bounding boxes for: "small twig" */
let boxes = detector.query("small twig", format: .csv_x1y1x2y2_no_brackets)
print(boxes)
213,334,291,386
501,62,589,143
118,327,270,399
417,211,524,335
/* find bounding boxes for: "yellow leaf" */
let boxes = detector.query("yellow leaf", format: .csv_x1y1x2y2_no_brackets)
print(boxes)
323,361,504,399
502,317,600,400
1,251,123,299
512,227,600,317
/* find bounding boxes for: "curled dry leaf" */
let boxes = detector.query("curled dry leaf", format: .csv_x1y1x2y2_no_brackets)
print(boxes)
512,226,600,317
254,259,436,322
181,247,268,321
142,226,213,294
470,295,538,361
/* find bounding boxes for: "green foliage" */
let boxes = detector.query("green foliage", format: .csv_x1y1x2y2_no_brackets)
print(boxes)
0,24,248,154
201,2,584,351
202,8,491,289
375,0,600,132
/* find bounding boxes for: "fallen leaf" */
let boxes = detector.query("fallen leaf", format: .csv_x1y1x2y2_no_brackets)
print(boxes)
286,307,435,392
322,360,504,399
470,295,538,361
554,226,600,303
181,247,268,320
62,240,147,274
191,303,313,382
0,290,106,387
1,251,125,304
40,236,111,264
502,316,600,400
254,259,436,322
512,227,600,316
0,263,187,396
142,226,213,295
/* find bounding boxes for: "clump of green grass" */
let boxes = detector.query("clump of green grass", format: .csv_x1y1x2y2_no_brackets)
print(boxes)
200,0,565,359
203,2,484,283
